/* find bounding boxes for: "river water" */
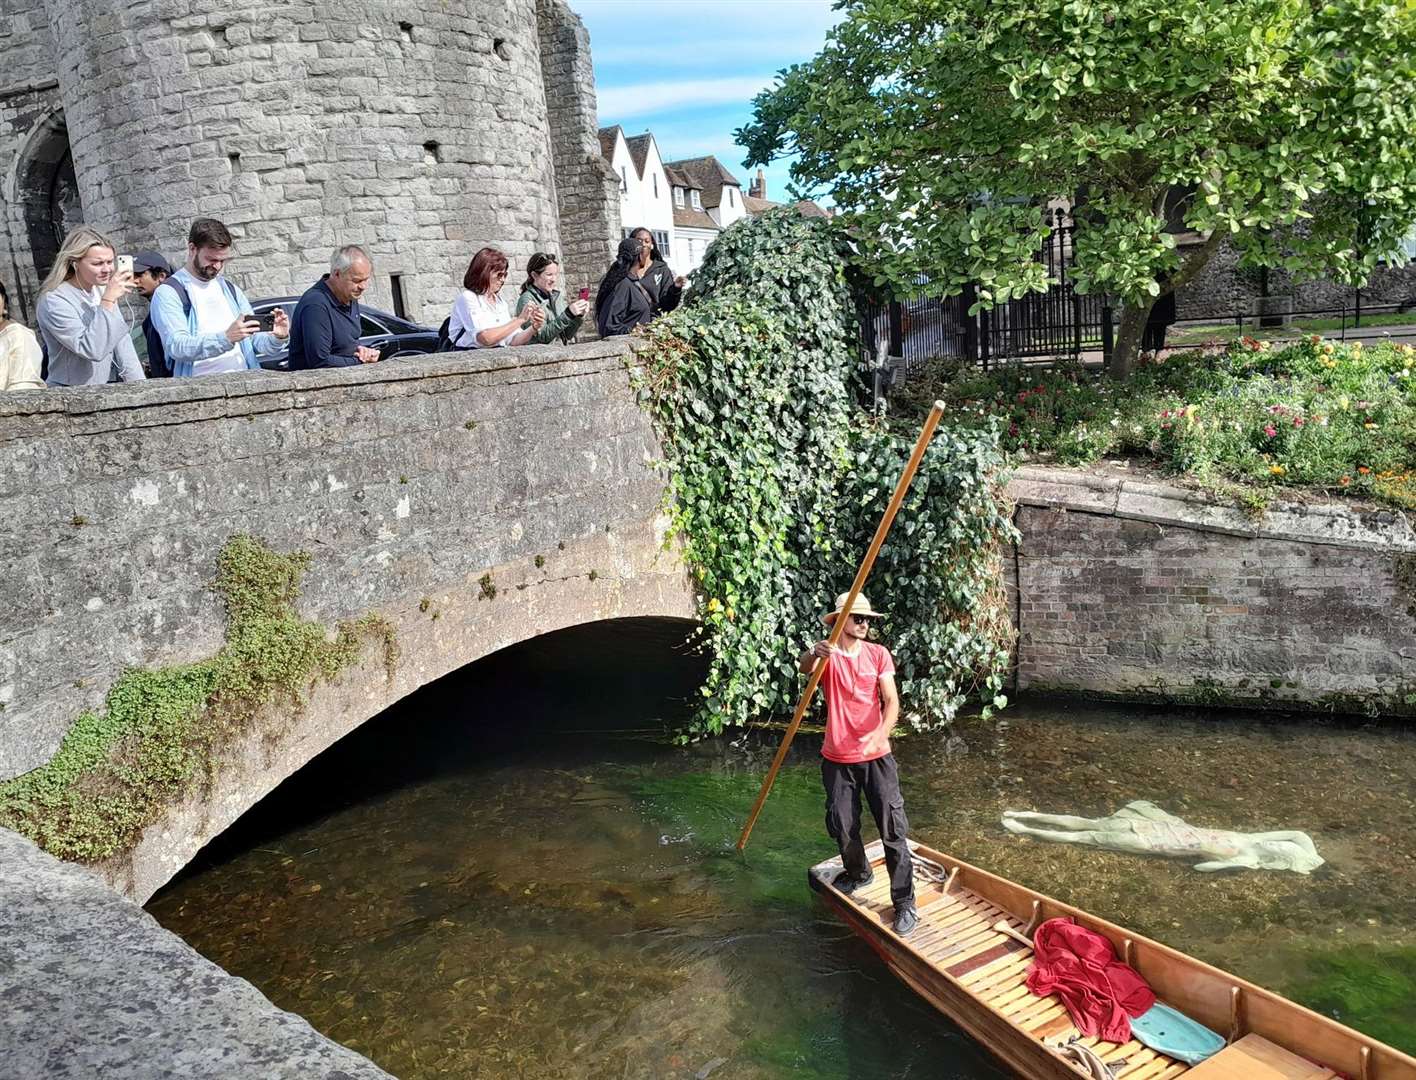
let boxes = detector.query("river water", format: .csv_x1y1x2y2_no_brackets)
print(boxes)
148,620,1416,1079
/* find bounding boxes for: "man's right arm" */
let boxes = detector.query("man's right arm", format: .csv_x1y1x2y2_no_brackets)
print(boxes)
149,283,233,366
798,640,834,674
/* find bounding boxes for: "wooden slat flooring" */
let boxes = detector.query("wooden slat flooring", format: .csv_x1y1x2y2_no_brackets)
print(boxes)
836,859,1190,1078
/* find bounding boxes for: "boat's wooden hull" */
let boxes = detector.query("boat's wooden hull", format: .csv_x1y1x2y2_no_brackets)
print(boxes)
808,839,1416,1080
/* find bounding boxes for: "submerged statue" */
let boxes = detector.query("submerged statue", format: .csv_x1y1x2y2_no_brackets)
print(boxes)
1001,800,1324,874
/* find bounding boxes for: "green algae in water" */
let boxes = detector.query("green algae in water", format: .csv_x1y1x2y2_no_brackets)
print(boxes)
629,762,833,909
1287,947,1416,1055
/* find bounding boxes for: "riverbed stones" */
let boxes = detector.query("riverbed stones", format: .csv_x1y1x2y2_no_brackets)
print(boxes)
0,827,392,1078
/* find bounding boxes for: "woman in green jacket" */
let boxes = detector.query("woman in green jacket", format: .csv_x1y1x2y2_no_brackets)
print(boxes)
514,252,588,345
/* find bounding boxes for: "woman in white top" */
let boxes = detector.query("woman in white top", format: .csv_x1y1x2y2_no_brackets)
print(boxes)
0,277,44,392
34,225,144,386
448,247,545,349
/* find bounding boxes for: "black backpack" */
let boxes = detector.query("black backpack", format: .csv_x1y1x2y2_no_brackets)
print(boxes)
145,276,241,377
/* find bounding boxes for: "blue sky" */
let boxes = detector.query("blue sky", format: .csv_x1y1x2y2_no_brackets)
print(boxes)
573,0,842,203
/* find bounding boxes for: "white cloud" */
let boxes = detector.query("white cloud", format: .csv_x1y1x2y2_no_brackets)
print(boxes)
597,76,774,122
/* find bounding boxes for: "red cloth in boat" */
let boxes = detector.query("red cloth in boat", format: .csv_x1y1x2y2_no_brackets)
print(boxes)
1025,917,1156,1042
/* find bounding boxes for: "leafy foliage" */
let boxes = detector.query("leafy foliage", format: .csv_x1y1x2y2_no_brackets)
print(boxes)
739,0,1416,374
636,209,1015,736
910,337,1416,509
0,535,397,862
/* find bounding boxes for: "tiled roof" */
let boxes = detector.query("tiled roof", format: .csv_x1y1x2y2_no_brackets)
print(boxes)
597,126,622,163
664,155,741,208
625,133,654,178
743,195,777,216
673,207,719,231
794,199,830,219
664,164,695,189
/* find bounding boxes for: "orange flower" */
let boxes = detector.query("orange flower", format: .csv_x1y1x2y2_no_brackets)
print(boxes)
1339,476,1351,486
1358,466,1371,475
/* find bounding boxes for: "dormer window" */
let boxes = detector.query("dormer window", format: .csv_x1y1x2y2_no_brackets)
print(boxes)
674,187,684,208
691,190,701,210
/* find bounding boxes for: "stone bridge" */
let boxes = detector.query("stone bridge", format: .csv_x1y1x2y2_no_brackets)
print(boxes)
0,339,695,902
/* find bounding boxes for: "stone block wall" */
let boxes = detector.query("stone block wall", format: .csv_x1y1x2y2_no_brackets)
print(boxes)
0,0,621,331
41,0,568,325
1176,235,1416,322
0,341,695,792
1006,467,1416,713
0,0,61,319
536,0,621,300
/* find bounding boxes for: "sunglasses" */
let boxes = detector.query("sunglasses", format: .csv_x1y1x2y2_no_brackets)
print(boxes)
848,614,876,625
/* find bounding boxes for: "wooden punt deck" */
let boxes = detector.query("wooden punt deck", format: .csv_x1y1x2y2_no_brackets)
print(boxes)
834,855,1192,1079
807,839,1416,1080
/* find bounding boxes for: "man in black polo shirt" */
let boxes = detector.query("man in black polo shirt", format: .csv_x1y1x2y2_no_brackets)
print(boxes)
288,245,380,369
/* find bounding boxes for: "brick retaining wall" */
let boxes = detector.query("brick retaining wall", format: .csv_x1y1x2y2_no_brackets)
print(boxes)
1006,467,1416,714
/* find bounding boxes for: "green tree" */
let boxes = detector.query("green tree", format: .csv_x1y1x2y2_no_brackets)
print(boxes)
739,0,1416,376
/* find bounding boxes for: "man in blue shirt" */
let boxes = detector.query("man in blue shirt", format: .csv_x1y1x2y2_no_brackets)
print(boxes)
288,245,380,369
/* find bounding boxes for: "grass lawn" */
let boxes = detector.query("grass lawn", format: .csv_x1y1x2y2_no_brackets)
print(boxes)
896,336,1416,513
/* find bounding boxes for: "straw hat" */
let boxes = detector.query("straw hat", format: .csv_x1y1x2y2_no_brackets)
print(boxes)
821,591,886,626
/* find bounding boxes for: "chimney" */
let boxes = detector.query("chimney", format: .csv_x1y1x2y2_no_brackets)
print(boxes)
750,167,766,200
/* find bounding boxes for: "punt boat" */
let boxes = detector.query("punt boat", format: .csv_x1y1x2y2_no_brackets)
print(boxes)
808,839,1416,1080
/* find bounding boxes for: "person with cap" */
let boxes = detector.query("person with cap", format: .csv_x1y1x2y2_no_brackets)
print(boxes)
127,250,173,376
797,591,918,936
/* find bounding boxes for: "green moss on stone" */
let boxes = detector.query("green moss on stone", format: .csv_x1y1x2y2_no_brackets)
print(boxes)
0,535,397,863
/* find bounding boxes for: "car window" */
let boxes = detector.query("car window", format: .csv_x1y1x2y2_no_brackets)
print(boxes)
360,314,389,336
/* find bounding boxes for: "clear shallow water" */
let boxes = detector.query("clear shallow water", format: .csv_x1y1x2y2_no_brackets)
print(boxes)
148,622,1416,1078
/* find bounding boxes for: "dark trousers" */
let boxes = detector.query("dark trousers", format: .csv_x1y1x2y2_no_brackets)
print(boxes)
822,754,914,906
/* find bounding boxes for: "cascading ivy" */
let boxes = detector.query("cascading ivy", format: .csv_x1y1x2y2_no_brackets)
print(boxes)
635,209,1016,736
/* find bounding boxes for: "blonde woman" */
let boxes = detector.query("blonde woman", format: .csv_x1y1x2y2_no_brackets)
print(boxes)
35,225,145,386
0,277,44,391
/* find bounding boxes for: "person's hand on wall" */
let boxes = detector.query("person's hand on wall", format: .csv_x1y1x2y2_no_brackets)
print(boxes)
356,345,381,364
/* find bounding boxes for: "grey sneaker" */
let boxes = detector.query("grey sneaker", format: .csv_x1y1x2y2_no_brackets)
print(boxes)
893,902,919,936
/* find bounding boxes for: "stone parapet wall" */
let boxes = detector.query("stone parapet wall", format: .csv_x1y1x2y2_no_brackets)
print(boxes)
1006,466,1416,713
0,826,393,1078
0,341,695,796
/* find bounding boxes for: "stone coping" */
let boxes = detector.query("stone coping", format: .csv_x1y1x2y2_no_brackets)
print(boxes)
0,827,392,1079
0,338,637,430
1009,464,1416,553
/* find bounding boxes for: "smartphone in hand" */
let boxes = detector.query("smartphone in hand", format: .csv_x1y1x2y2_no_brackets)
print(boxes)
116,255,134,276
254,312,277,332
578,287,590,301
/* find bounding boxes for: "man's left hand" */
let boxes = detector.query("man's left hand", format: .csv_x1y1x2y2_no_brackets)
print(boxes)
356,345,381,364
674,275,688,288
271,307,289,340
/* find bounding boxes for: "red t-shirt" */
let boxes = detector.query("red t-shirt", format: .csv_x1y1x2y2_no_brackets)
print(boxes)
820,641,896,764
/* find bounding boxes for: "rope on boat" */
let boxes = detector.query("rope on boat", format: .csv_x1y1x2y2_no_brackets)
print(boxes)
909,844,950,885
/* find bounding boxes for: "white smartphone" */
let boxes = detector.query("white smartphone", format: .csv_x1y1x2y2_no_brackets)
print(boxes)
116,255,134,276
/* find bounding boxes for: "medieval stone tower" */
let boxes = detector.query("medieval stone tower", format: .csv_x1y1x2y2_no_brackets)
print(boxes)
0,0,619,325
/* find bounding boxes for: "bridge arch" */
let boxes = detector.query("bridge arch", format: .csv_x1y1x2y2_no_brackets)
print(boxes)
0,340,696,901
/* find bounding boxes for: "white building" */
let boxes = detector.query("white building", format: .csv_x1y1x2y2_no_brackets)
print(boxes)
598,126,675,263
597,128,827,274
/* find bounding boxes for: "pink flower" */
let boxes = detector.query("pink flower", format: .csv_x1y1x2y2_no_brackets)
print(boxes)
1293,416,1304,427
1264,425,1277,438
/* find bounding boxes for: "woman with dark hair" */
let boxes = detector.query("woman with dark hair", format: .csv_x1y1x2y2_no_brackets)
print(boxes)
594,237,655,338
448,246,545,349
629,227,686,316
0,277,44,391
514,252,588,345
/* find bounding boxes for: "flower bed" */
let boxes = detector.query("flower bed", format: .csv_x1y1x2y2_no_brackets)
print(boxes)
910,337,1416,510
